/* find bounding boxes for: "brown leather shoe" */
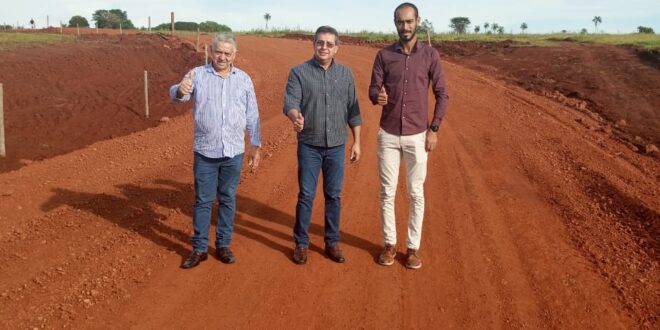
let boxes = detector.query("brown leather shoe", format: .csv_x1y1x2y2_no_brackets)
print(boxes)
181,250,208,269
216,247,236,264
378,244,396,266
405,248,422,269
293,246,308,264
325,244,345,263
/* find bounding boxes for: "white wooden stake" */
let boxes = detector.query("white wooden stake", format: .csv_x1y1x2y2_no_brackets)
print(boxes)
204,44,208,65
426,29,431,46
0,83,5,158
196,27,200,52
76,23,80,36
144,71,149,118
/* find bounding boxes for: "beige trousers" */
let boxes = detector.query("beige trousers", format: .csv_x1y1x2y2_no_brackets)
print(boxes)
376,128,427,250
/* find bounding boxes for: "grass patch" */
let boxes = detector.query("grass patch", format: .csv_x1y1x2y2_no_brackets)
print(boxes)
237,29,660,50
0,32,75,50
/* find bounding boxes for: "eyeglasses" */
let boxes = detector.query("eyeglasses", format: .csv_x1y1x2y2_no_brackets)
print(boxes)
315,40,336,48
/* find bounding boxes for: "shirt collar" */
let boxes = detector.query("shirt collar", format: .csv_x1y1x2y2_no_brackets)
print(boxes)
309,57,336,71
394,40,420,54
205,63,237,76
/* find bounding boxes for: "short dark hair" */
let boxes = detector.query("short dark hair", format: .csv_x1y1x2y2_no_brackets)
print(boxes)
314,25,340,45
394,2,419,19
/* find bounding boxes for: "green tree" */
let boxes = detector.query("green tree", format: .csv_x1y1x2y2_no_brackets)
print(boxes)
474,25,480,34
580,28,588,34
592,16,602,33
417,19,434,34
173,21,199,31
497,26,505,35
29,18,35,29
199,21,231,32
484,22,490,32
520,22,528,34
92,9,134,29
68,15,89,28
637,26,654,34
264,13,271,30
491,23,500,33
449,17,471,34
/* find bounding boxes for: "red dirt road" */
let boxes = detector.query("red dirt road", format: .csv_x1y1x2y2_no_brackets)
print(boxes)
0,36,658,328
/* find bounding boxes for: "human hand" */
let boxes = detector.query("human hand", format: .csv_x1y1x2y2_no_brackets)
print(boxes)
177,70,194,97
248,147,260,171
350,143,361,163
425,130,437,152
291,111,304,132
377,85,388,106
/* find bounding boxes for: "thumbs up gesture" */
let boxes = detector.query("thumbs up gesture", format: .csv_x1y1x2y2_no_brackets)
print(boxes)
377,85,388,105
177,70,195,97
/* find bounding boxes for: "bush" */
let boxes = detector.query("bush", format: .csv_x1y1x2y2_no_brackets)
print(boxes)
638,26,655,34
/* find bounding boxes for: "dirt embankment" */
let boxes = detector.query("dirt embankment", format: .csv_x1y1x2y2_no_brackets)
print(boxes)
436,40,660,149
0,33,199,173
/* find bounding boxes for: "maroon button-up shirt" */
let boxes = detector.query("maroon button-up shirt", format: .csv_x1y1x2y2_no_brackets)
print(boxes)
369,41,448,136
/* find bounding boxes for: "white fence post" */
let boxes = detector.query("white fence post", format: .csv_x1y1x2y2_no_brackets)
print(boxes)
144,71,149,118
0,83,5,158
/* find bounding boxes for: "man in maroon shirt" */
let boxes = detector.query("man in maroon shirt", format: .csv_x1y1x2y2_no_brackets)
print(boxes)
368,2,449,269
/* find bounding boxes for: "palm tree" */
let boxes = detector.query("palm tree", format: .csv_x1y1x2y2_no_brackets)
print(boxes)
592,16,602,33
491,23,499,33
264,13,271,30
29,18,35,29
520,22,528,34
484,22,490,31
474,25,480,34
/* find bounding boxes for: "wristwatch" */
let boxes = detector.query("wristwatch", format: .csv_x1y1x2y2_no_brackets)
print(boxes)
429,125,439,132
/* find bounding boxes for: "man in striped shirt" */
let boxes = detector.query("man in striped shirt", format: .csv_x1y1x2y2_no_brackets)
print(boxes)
284,26,362,265
170,32,261,269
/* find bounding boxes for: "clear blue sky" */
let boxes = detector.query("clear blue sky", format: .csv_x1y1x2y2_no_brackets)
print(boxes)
1,0,658,34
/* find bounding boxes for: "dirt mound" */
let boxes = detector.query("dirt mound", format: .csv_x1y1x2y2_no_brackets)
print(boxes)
0,33,200,173
436,41,660,147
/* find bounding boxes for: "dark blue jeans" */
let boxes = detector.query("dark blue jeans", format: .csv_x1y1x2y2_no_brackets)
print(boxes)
192,152,243,252
294,142,345,248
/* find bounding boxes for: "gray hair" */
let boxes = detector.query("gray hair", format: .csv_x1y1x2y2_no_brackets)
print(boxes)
211,32,237,52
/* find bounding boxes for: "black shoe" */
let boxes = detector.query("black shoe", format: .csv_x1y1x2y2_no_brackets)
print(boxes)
181,250,208,269
325,244,345,263
216,247,236,264
293,246,308,265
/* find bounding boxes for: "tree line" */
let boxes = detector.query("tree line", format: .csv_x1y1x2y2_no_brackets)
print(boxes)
63,9,231,32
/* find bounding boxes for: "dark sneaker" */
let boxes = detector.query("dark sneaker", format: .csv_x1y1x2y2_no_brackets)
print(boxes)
216,247,236,264
293,246,308,265
325,244,345,263
378,244,396,266
181,250,208,269
405,248,422,269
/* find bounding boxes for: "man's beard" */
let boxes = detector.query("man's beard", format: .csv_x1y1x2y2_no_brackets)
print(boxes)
398,29,417,42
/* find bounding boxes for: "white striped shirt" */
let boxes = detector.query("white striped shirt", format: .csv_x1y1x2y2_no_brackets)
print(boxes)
170,64,261,159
